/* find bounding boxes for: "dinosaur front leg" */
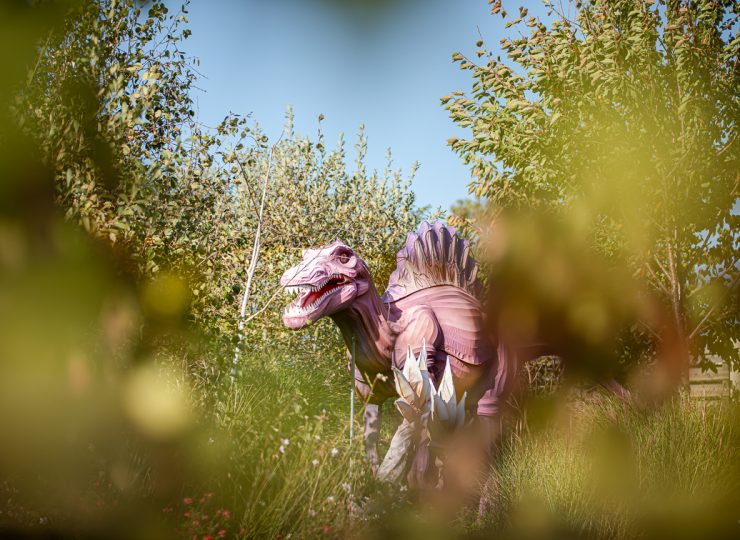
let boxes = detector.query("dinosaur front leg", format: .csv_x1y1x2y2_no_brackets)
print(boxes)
363,403,381,473
393,309,443,488
348,353,389,473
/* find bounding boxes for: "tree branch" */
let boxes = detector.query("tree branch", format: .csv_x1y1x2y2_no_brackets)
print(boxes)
688,266,740,341
230,134,281,383
644,260,672,297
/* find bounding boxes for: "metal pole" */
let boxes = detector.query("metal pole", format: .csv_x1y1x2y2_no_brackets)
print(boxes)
349,336,356,446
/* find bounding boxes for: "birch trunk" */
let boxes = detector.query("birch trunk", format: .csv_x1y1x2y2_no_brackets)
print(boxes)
230,143,277,384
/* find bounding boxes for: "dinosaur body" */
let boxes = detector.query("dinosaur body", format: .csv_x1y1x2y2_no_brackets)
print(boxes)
335,284,500,412
280,221,514,472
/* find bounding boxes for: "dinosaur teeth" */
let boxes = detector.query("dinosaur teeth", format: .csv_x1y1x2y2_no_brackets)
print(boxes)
284,286,301,296
282,284,353,317
284,285,310,297
285,275,351,299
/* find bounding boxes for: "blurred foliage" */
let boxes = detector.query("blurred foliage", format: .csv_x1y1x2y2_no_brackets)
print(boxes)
476,395,740,540
0,0,419,535
445,0,739,369
1,0,739,537
13,0,421,364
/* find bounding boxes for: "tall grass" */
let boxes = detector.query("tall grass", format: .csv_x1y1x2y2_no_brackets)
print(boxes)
156,342,740,539
476,394,740,539
171,345,387,539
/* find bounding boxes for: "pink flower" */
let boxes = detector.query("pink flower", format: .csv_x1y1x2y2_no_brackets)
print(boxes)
193,520,201,527
323,526,331,534
222,510,231,519
184,497,193,505
218,530,226,538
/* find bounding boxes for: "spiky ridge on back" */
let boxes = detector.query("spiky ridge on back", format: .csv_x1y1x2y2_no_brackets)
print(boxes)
382,220,483,303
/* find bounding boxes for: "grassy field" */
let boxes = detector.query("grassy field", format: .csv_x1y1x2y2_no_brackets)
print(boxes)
477,394,739,539
1,333,737,539
157,347,740,539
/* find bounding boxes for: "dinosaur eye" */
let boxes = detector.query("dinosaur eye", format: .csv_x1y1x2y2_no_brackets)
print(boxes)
338,252,351,264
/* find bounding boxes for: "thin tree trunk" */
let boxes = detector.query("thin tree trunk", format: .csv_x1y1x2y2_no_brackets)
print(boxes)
665,237,690,382
230,142,278,384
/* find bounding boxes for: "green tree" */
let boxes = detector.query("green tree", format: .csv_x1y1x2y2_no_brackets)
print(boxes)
17,0,422,379
445,0,739,369
217,112,420,380
18,1,201,242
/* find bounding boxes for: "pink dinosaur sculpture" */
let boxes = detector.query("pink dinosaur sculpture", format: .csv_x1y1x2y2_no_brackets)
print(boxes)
280,221,516,482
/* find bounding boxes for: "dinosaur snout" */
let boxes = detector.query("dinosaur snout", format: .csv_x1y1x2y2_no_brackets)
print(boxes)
279,265,300,288
280,263,326,289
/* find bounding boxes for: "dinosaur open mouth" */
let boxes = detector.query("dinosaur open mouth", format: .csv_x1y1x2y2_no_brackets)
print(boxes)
284,274,354,316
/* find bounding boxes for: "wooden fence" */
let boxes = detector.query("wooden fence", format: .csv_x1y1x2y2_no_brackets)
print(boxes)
689,361,734,400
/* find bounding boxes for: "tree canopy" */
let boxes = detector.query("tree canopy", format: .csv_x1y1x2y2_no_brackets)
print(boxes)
14,0,422,367
446,0,739,367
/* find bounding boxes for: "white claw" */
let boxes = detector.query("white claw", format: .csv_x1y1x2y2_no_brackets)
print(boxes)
429,357,466,441
391,341,432,423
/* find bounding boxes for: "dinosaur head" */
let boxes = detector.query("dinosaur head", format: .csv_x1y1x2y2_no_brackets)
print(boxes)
280,241,371,329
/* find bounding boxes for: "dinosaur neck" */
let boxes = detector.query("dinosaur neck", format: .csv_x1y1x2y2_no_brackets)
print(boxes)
331,284,395,372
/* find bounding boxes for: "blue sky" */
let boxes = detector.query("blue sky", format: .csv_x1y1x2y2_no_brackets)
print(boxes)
176,0,545,211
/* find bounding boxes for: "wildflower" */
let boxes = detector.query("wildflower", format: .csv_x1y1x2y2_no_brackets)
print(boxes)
222,510,231,519
323,526,331,534
218,530,226,538
308,509,316,517
330,447,339,457
184,497,193,505
341,482,351,492
184,511,191,518
279,438,290,454
203,536,213,540
326,496,334,504
193,520,201,527
311,459,319,466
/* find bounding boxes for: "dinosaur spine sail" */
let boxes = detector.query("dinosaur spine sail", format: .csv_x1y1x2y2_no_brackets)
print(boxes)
382,220,483,303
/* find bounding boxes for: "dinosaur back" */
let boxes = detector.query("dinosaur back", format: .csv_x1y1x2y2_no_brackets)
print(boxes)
382,220,483,303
